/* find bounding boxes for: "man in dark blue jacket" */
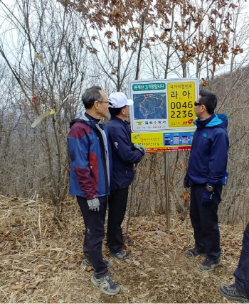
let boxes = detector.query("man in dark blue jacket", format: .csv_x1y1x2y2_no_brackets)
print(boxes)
219,222,249,302
67,86,120,295
184,90,229,271
106,92,145,259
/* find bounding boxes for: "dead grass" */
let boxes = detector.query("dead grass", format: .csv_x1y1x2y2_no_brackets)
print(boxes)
0,195,245,303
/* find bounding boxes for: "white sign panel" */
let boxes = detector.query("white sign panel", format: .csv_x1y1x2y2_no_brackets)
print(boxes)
129,78,199,132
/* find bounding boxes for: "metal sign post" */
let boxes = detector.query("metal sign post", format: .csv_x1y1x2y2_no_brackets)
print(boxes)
164,152,170,231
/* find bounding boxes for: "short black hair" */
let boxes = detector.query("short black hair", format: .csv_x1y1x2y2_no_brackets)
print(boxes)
109,106,126,117
81,86,102,109
199,89,217,114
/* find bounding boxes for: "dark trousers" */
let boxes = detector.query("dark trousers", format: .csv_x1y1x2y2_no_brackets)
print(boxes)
190,183,223,260
77,196,108,279
234,223,249,299
107,187,129,253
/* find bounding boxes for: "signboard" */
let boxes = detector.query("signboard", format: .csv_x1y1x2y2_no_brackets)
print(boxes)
129,78,199,152
131,130,195,153
129,78,198,132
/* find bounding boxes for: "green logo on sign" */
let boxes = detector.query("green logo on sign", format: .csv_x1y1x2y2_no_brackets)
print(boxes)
132,83,166,91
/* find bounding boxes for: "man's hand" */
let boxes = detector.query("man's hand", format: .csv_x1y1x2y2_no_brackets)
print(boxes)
202,192,213,205
87,198,100,211
134,144,146,156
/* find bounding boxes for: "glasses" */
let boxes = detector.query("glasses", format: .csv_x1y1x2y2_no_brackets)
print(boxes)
194,101,202,106
97,100,109,104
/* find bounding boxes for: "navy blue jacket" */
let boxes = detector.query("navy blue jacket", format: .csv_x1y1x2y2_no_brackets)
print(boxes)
107,116,143,190
185,113,229,187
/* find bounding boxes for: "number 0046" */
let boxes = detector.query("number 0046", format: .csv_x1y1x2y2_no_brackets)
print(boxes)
170,101,193,118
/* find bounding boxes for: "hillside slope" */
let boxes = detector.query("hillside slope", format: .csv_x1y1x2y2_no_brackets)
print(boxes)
0,195,245,303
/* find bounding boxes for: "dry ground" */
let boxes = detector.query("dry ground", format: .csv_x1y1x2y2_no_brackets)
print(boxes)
0,195,245,303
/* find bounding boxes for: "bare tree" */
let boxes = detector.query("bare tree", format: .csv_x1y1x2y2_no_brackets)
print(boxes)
0,0,88,217
1,0,249,225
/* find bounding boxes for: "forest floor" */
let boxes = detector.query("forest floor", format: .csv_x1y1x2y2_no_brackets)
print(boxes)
0,195,246,303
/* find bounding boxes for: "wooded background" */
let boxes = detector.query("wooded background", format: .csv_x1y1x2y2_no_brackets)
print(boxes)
0,0,249,224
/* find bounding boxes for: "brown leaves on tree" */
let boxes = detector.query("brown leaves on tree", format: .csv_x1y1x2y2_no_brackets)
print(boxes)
57,0,243,77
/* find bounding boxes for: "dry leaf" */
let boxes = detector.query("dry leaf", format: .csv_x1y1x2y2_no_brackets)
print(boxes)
133,260,140,266
10,285,23,290
85,265,94,272
26,289,34,295
65,293,72,303
145,267,155,272
33,268,40,275
0,227,10,234
161,245,168,253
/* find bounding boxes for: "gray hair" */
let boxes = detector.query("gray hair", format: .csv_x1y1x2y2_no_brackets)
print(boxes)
81,86,102,109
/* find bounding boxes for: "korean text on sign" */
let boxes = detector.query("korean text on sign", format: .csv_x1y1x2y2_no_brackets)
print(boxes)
167,82,196,128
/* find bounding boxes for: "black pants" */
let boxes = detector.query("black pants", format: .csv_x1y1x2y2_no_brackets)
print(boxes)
77,196,108,279
190,183,222,260
234,222,249,299
107,187,129,253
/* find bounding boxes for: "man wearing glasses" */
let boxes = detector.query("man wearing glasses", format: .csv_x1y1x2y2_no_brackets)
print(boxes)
184,90,229,271
67,86,120,295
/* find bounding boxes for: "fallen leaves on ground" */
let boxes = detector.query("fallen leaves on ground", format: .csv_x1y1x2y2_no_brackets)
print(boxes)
0,195,245,303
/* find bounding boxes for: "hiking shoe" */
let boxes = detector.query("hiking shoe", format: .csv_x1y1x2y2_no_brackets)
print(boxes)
199,257,220,271
91,275,120,295
110,250,130,260
185,248,206,257
81,259,112,268
219,284,249,302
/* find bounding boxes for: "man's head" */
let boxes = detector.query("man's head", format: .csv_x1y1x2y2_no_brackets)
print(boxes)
194,89,217,119
108,92,133,120
81,86,109,119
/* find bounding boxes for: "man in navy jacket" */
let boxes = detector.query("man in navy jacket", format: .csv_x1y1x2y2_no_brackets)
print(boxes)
106,92,145,259
219,222,249,302
184,90,229,271
67,86,119,295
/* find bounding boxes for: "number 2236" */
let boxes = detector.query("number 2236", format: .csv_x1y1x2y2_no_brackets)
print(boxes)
170,101,194,118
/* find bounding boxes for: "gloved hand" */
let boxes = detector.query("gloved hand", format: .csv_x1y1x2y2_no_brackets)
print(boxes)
134,144,146,156
184,177,190,188
202,191,213,205
87,198,100,211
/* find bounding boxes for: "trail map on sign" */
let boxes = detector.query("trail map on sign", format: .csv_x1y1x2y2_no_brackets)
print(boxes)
133,93,167,120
